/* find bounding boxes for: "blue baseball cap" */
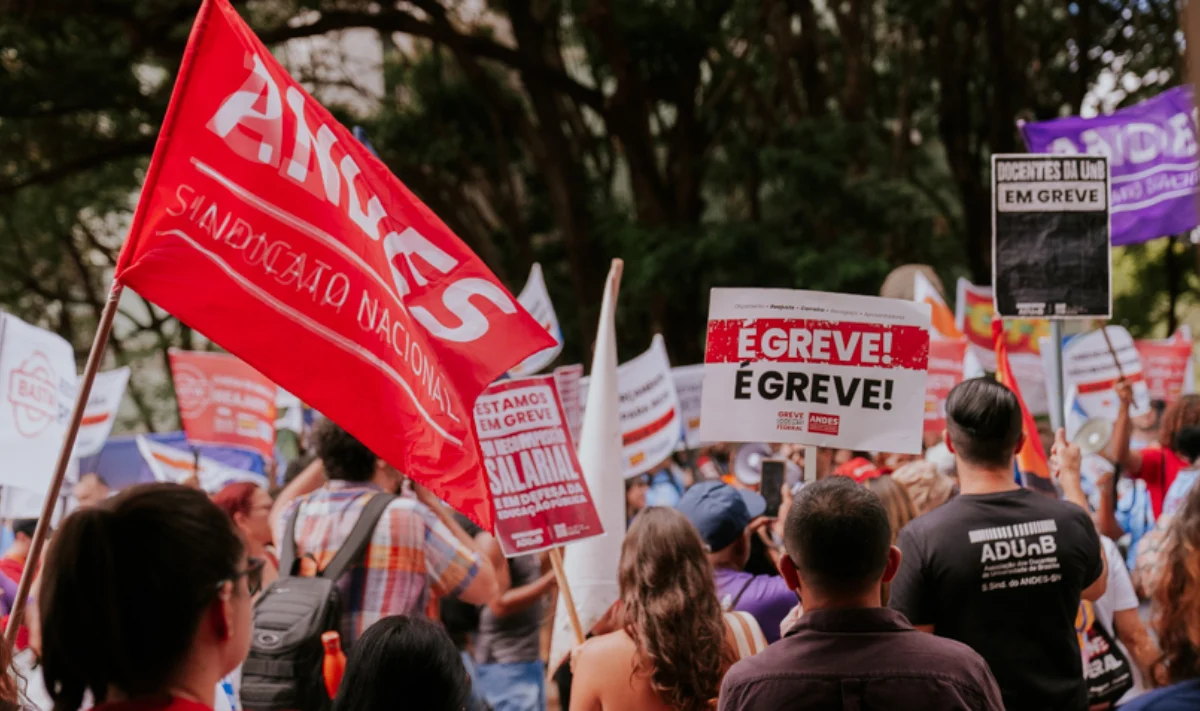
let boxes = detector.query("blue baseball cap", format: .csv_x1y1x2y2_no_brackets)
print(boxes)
677,481,767,553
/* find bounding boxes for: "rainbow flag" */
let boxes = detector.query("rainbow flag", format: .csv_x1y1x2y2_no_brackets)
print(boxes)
992,320,1053,490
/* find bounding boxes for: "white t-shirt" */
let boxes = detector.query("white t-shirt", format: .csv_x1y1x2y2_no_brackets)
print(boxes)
1092,536,1145,706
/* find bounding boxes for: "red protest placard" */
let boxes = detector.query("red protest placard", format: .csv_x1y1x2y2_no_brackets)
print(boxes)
474,376,604,556
923,340,967,435
1136,335,1194,402
169,350,276,459
111,0,554,527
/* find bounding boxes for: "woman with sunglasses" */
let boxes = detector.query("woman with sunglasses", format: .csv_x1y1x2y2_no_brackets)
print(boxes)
40,484,261,711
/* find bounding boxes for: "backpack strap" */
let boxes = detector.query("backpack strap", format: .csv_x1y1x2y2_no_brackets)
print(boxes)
278,505,303,576
320,493,397,581
729,575,756,609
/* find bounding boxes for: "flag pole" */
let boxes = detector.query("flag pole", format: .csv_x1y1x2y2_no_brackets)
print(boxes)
4,283,124,649
549,547,585,645
1099,326,1126,380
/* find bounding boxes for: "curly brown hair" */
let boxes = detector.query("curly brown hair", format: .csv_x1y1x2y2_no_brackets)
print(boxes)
1158,394,1200,450
1152,477,1200,685
618,507,733,711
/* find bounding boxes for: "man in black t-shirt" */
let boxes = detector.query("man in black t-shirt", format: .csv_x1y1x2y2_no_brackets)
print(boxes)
890,378,1107,711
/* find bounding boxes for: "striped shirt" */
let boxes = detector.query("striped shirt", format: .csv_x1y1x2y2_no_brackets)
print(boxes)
276,481,481,646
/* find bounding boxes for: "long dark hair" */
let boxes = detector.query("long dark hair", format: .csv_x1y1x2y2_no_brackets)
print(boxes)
333,615,469,711
40,484,244,711
1153,478,1200,685
619,507,731,711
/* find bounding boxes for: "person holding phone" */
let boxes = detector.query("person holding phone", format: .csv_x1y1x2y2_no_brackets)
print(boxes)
678,481,797,643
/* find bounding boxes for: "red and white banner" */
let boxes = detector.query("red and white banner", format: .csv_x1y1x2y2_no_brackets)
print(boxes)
0,312,78,494
1136,331,1195,402
169,349,277,458
700,289,931,453
473,375,603,556
923,340,966,435
112,0,553,527
578,334,682,477
74,367,131,458
1060,326,1150,421
552,364,584,446
672,364,706,449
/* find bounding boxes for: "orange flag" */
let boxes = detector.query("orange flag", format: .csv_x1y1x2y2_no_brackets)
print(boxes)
992,320,1052,486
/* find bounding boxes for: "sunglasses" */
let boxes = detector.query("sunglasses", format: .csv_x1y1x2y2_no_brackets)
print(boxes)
222,557,266,597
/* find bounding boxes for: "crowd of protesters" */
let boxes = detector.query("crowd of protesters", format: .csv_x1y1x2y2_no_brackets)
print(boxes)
0,376,1195,711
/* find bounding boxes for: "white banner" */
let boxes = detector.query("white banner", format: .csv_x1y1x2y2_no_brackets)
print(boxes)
136,436,267,494
1048,326,1150,424
699,288,931,454
74,367,131,458
579,335,682,477
672,365,705,449
509,263,564,376
0,312,78,494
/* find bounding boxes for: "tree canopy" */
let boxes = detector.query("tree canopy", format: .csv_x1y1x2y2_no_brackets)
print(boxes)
0,0,1192,431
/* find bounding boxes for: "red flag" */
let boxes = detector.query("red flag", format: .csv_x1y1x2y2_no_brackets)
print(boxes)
992,320,1050,482
169,349,277,460
113,0,555,527
924,339,967,435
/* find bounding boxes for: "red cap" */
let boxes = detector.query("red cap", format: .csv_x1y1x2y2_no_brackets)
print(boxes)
834,457,883,484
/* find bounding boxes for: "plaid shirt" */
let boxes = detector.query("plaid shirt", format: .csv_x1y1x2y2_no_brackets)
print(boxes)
276,481,480,646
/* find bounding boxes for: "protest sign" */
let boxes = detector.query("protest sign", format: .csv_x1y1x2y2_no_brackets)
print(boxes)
1020,86,1199,246
509,263,564,376
1057,326,1150,422
0,313,78,495
74,367,131,459
992,154,1111,318
700,288,931,453
110,0,554,527
672,364,706,449
552,364,584,446
1135,331,1195,402
578,335,682,476
914,270,961,340
169,350,277,459
924,340,967,436
473,375,603,556
136,435,267,493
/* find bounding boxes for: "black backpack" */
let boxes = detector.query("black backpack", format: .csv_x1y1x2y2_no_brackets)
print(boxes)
240,493,395,711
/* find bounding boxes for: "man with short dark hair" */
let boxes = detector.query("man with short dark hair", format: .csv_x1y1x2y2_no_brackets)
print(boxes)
890,378,1107,711
678,481,795,642
271,419,498,645
719,477,1003,711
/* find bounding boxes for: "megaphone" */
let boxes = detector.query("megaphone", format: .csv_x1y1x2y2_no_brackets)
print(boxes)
1073,418,1114,456
732,443,772,487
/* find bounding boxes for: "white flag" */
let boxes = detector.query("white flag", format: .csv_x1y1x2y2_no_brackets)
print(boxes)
550,261,625,672
0,312,78,494
136,436,267,494
509,263,564,376
74,367,131,458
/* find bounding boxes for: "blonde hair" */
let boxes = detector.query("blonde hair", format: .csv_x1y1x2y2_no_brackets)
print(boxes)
891,460,955,516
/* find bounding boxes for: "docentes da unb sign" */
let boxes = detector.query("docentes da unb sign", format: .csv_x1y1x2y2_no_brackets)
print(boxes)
699,288,931,454
473,374,604,557
992,154,1111,318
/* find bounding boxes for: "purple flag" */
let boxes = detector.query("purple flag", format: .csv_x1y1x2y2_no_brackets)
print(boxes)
1020,86,1199,246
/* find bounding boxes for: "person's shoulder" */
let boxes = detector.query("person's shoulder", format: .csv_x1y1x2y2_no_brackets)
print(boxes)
895,630,996,681
1120,680,1200,711
576,630,638,672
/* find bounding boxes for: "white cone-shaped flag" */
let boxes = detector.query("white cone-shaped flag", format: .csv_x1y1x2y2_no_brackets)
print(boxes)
549,260,625,672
